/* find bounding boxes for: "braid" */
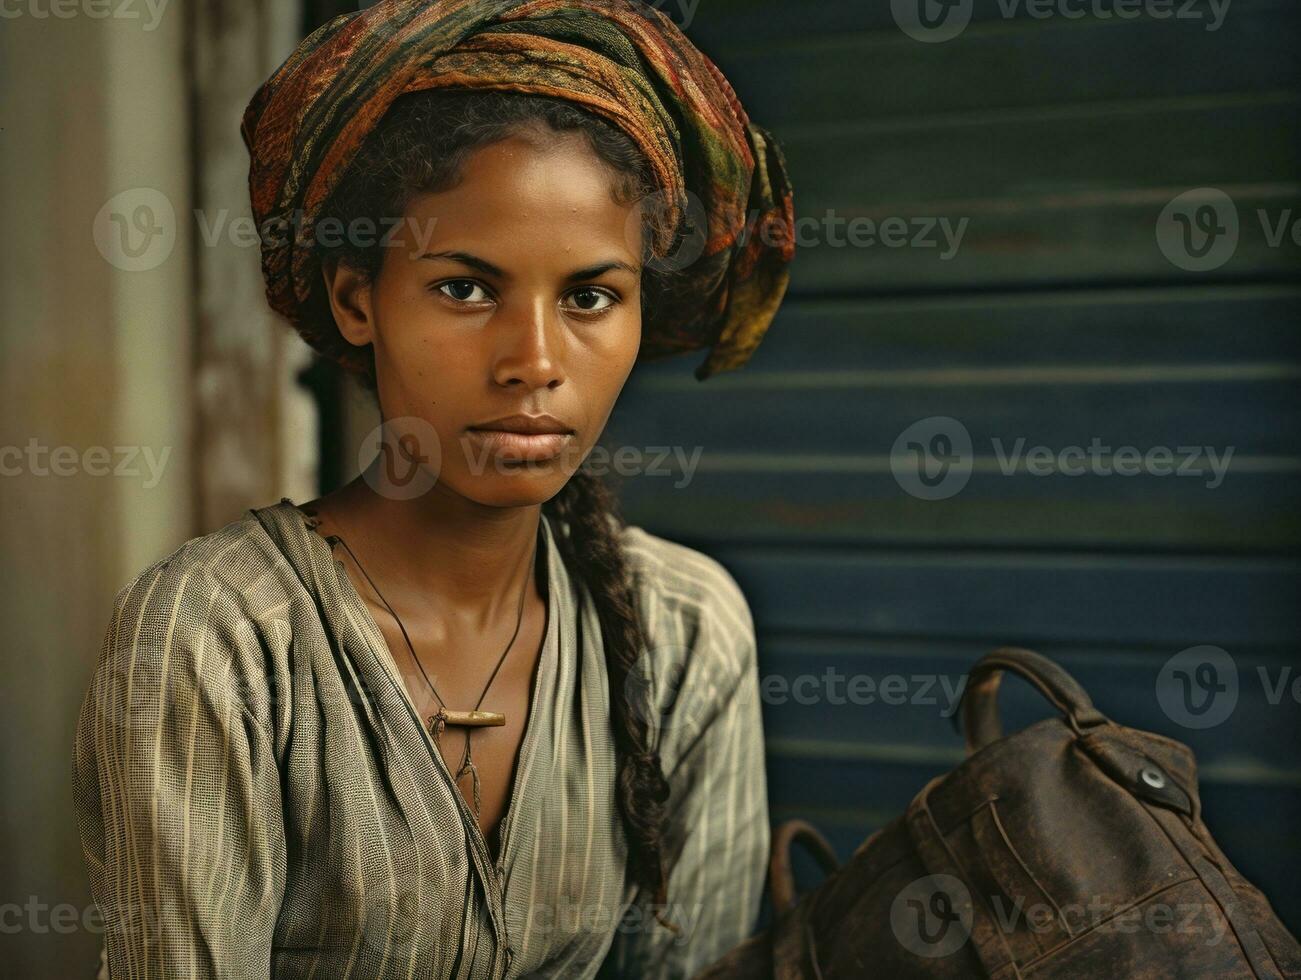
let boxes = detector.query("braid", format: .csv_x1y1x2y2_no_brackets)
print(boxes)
543,467,680,934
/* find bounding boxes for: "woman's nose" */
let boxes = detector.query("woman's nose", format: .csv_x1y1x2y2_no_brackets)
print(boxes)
490,296,566,390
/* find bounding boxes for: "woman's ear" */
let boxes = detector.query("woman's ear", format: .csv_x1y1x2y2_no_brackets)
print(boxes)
321,257,376,347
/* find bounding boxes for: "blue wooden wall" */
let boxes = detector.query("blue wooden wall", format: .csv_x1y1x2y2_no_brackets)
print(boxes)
608,0,1301,933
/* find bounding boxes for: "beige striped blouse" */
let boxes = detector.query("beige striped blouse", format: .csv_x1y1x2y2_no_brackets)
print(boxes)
72,498,768,979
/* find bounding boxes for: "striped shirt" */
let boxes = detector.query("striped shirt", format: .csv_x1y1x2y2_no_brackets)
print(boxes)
72,497,768,979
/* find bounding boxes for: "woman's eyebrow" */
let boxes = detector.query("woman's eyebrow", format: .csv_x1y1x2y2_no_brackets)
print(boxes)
565,260,640,282
419,251,640,282
419,250,506,278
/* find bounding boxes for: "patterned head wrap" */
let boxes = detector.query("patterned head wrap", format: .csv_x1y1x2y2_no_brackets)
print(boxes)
241,0,795,381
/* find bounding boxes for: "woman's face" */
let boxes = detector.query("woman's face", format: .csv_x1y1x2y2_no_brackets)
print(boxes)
323,129,645,508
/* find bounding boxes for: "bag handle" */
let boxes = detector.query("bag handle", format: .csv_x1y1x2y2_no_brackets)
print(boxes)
957,647,1108,755
769,819,840,918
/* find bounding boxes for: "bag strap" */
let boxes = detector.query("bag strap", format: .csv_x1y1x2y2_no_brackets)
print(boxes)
958,646,1109,755
904,777,1023,979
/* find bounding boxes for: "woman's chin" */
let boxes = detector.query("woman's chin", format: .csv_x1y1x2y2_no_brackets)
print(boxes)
459,466,577,508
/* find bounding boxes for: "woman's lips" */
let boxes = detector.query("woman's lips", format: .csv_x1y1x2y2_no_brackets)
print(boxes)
464,428,573,461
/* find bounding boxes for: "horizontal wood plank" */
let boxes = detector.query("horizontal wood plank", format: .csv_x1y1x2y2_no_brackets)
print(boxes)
683,0,1284,46
633,286,1301,374
608,377,1301,457
773,101,1299,291
703,547,1301,646
702,3,1300,125
617,469,1300,551
751,639,1301,771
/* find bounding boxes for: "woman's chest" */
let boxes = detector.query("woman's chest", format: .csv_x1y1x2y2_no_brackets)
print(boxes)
371,594,548,860
274,626,632,978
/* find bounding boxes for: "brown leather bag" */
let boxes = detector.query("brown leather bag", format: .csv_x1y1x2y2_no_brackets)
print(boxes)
695,647,1301,979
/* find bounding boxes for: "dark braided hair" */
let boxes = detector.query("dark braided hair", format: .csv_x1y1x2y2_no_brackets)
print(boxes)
309,89,682,933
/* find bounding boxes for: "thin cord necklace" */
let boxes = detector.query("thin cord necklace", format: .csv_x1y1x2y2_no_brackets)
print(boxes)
321,518,537,824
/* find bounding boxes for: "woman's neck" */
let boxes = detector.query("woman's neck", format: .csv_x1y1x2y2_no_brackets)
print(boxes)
301,474,543,632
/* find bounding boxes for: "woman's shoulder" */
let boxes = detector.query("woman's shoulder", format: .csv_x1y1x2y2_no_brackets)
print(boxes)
102,504,308,679
111,507,292,617
91,505,314,740
618,522,757,678
619,523,750,620
615,523,760,767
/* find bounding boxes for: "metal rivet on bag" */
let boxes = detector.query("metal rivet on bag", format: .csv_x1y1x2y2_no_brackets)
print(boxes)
1140,766,1167,789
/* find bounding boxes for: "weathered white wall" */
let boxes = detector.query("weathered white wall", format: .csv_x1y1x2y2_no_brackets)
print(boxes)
0,4,194,973
0,1,306,972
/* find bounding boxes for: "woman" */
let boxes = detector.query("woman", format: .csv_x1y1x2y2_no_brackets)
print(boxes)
72,1,795,977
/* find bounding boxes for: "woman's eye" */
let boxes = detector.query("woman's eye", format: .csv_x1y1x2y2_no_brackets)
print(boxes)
437,279,491,303
563,287,617,314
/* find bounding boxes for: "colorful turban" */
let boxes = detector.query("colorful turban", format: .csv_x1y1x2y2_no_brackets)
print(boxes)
240,0,794,381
